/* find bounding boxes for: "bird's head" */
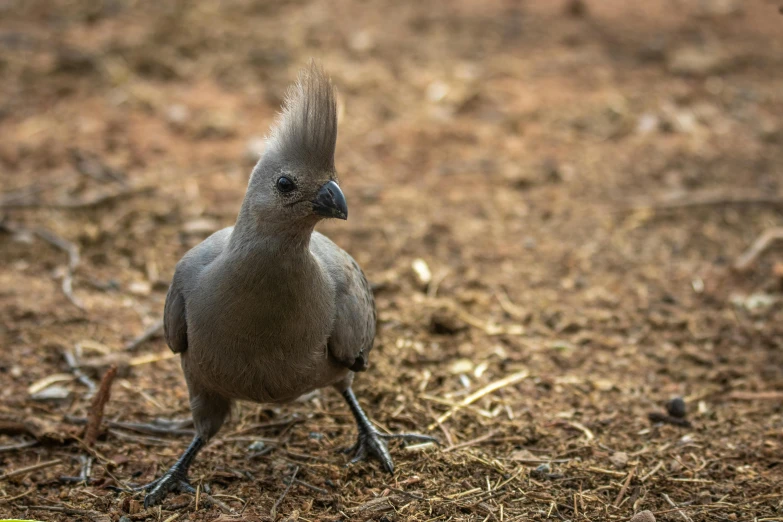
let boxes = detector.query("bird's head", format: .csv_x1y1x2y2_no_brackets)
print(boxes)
243,63,347,233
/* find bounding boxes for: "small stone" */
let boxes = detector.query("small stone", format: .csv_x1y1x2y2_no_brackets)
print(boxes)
610,451,629,469
629,510,656,522
429,309,467,335
411,258,432,287
30,385,71,401
349,30,375,53
128,281,152,296
668,46,731,77
449,358,474,375
165,104,190,131
426,81,450,103
430,309,467,335
666,397,687,419
248,440,266,451
531,463,550,478
636,113,659,134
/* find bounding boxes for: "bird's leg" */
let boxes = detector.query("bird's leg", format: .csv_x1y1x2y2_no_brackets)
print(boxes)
136,435,204,508
341,388,437,473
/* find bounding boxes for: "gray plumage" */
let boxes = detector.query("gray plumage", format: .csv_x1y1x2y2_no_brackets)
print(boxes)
139,63,433,508
166,64,370,435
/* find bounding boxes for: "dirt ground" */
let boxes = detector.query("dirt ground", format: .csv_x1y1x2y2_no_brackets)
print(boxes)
1,1,782,520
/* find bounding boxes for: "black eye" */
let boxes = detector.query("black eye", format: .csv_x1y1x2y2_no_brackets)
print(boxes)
276,176,296,193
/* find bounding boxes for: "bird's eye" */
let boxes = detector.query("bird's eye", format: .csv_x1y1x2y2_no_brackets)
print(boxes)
276,176,296,194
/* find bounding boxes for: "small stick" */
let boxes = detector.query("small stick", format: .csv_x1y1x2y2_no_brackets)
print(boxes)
0,458,62,480
428,370,529,429
124,319,165,351
0,440,38,453
271,466,299,518
63,350,96,393
733,227,783,271
285,477,329,495
0,186,155,210
65,416,195,437
613,465,636,507
0,486,36,503
201,492,233,514
640,461,664,482
84,365,118,446
26,505,89,516
726,391,783,401
627,190,783,212
663,493,694,522
33,227,83,310
442,430,498,453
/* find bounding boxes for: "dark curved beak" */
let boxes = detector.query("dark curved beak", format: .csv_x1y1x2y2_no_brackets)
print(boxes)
312,180,348,220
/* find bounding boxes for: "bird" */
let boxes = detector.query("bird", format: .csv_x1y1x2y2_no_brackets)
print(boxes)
135,63,437,508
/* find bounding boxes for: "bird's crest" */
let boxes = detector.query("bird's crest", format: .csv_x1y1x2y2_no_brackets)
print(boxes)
267,62,338,171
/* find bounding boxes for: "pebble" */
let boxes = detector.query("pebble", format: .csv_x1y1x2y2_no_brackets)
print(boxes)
248,440,266,451
666,397,687,419
629,510,656,522
610,451,629,469
668,46,731,77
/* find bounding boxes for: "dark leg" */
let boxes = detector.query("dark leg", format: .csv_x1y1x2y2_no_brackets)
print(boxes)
137,435,204,508
341,387,437,473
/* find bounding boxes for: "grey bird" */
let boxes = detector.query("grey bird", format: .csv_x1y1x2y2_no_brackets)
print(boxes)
136,63,436,508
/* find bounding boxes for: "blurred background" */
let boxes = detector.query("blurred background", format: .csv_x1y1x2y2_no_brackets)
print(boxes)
0,0,782,520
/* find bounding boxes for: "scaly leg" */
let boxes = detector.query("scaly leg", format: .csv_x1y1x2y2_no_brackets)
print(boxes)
137,436,204,508
341,388,437,473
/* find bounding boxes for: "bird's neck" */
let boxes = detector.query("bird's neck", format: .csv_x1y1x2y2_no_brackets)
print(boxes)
231,204,315,256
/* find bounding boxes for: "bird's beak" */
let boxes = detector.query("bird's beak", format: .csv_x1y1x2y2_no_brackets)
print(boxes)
312,180,348,220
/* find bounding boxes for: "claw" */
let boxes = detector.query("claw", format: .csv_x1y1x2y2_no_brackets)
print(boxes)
142,473,195,508
345,427,434,474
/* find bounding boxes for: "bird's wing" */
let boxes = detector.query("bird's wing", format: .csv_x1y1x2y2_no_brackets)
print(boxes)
163,278,188,353
162,227,234,355
312,233,376,372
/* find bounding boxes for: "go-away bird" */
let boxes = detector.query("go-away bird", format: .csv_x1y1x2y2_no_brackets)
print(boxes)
136,63,436,507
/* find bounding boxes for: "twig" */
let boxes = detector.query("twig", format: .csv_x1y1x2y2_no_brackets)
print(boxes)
69,148,127,185
428,370,529,429
726,391,783,401
0,439,38,453
124,319,165,351
640,461,664,482
59,454,93,484
613,465,636,507
63,350,97,393
628,190,783,212
734,227,783,271
26,504,74,513
442,430,499,453
84,365,118,446
284,477,329,495
0,485,36,503
662,493,694,522
64,416,195,437
0,458,62,480
271,466,299,517
0,185,155,210
30,227,83,310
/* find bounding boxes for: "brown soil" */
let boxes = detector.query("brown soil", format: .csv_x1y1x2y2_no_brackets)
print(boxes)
1,1,782,521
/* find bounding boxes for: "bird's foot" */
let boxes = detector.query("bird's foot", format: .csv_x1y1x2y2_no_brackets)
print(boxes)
136,466,195,508
344,428,438,473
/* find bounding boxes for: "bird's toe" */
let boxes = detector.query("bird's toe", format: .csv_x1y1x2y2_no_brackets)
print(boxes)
140,472,194,508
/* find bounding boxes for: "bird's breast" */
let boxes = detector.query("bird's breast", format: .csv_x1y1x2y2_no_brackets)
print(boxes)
184,270,341,403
